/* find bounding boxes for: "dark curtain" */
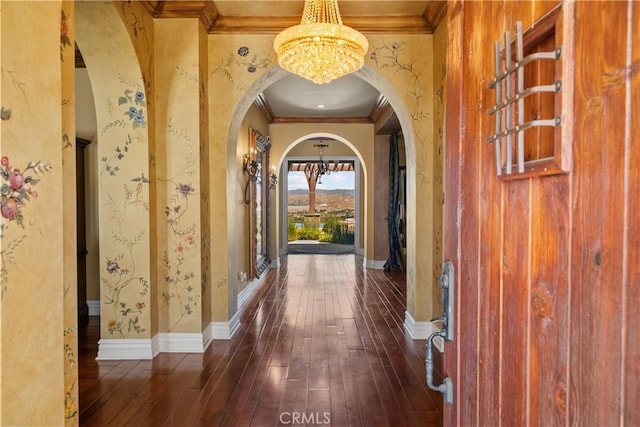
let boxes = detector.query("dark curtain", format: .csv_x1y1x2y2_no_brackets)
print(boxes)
384,133,404,271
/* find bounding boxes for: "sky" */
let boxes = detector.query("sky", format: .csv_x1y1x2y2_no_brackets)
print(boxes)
287,171,355,191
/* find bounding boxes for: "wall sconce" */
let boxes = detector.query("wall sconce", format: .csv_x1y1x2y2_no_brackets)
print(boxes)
243,150,260,205
269,166,278,190
243,151,277,204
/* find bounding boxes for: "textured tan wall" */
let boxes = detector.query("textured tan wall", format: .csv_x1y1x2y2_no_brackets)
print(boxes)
1,2,66,424
154,19,203,333
432,20,447,320
61,1,79,423
208,35,276,320
366,34,435,320
287,140,356,157
199,23,212,327
77,2,152,339
114,0,158,336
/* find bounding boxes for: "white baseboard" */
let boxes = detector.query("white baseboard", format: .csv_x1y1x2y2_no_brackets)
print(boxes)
237,278,259,312
207,266,270,341
94,270,267,357
404,311,443,352
97,338,156,360
206,310,241,340
88,300,100,316
364,259,386,269
155,333,207,353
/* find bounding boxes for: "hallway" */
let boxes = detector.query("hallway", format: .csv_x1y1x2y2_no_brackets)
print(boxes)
79,255,442,426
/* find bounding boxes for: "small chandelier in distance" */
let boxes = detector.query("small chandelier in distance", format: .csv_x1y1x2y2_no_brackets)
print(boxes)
313,142,332,184
273,0,369,85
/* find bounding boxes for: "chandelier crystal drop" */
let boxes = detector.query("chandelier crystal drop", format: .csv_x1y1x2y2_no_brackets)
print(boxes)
273,0,369,85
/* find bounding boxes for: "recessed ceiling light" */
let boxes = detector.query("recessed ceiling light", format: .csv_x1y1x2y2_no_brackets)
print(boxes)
316,104,326,109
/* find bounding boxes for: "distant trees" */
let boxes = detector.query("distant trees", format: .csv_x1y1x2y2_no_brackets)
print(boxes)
288,214,354,244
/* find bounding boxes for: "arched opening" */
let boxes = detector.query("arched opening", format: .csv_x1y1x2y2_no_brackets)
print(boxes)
279,135,363,256
226,65,421,325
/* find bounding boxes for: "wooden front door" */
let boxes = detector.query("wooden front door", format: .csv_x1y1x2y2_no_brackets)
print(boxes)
443,1,639,425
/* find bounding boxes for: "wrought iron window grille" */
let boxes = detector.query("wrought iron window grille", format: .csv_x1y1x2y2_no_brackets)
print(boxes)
487,20,563,177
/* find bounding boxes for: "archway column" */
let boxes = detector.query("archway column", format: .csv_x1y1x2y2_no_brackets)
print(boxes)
358,34,441,337
1,1,67,423
77,2,153,359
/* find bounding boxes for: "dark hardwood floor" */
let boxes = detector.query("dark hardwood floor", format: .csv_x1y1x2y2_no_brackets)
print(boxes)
78,254,443,426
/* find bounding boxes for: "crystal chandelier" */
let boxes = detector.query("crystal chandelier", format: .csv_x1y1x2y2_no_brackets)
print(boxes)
273,0,369,85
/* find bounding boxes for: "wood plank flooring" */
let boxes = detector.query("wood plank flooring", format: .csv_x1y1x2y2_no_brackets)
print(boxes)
78,254,443,426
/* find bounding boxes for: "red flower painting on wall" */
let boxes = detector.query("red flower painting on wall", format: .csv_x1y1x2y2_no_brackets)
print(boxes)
0,156,51,225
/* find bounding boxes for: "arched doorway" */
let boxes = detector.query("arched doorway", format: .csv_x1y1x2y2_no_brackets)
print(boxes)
279,139,366,255
225,65,430,337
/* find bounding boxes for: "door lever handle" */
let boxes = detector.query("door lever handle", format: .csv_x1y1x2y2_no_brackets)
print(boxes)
426,330,453,404
424,261,456,405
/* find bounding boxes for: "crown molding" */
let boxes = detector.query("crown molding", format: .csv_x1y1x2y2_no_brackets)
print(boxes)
141,1,446,35
209,15,432,35
369,94,390,122
254,93,275,123
272,116,372,125
141,1,219,31
423,1,448,32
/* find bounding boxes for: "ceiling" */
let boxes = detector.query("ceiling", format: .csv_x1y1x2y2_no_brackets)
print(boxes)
141,1,447,135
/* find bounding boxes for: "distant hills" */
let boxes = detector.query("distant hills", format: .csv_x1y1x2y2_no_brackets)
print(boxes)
288,188,354,196
288,188,355,214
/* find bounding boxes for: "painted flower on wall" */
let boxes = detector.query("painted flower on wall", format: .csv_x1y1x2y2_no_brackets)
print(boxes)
102,254,149,338
1,156,52,296
120,90,146,129
63,324,78,420
1,156,52,225
162,183,199,330
212,45,273,91
102,87,147,135
106,259,120,274
60,10,72,62
369,40,429,121
176,183,194,197
99,85,147,180
64,384,77,419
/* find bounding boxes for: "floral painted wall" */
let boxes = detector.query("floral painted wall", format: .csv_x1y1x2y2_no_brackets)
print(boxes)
1,1,66,424
208,36,276,321
113,0,158,336
154,19,202,333
199,24,212,327
76,2,152,342
60,0,79,423
98,83,151,339
366,34,436,320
